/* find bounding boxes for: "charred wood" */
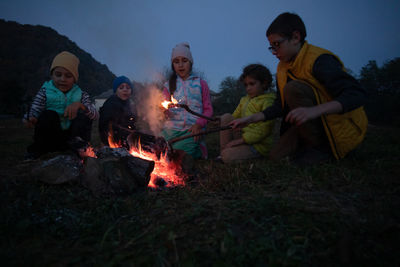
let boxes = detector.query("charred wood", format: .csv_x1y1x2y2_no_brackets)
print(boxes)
81,147,154,196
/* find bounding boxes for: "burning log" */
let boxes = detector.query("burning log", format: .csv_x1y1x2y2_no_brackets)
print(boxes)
120,125,231,161
127,131,171,159
81,147,155,196
101,126,188,189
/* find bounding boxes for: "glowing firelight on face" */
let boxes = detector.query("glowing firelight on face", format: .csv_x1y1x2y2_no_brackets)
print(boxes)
161,96,178,109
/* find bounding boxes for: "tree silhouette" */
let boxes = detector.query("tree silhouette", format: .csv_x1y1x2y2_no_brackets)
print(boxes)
212,76,245,115
359,58,400,126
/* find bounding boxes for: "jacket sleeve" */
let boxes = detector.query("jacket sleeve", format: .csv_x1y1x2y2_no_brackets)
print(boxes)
242,97,275,144
25,87,46,120
262,87,284,121
195,80,213,127
98,99,115,146
163,87,171,100
313,54,367,113
81,91,99,120
232,97,244,119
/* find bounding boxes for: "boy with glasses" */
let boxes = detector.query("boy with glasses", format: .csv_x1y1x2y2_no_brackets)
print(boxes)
230,12,368,165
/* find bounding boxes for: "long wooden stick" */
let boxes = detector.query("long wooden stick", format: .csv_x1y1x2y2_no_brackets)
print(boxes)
168,125,232,144
115,124,232,147
169,104,219,122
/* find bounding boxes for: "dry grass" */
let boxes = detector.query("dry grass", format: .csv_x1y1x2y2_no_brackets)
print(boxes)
1,118,399,266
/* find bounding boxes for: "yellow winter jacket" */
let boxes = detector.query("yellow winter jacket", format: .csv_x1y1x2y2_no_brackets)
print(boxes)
276,41,368,159
233,93,276,156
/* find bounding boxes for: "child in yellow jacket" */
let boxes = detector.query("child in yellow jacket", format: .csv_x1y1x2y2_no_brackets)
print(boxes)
219,64,275,163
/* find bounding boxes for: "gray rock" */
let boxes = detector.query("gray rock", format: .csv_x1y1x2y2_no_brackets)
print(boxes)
31,153,83,184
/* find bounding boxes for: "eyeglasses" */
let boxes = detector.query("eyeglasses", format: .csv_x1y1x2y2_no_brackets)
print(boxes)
268,38,288,53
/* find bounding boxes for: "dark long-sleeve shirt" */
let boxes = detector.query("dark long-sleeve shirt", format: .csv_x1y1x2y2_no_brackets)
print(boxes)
98,94,136,146
263,54,367,123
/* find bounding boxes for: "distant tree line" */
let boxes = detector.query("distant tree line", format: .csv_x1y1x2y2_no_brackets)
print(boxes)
213,58,400,126
359,58,400,126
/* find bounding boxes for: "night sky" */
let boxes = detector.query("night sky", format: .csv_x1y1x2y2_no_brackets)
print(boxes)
1,0,399,91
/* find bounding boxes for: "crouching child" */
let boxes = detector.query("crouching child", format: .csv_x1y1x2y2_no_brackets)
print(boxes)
23,51,98,159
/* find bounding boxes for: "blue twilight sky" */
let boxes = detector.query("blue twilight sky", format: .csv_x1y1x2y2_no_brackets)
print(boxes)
1,0,399,91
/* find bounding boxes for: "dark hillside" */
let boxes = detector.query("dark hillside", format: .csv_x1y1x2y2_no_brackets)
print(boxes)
0,19,116,115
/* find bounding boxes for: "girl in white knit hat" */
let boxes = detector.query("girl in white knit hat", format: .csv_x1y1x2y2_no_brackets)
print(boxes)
161,42,213,159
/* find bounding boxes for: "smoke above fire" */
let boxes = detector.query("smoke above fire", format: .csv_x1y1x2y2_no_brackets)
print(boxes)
134,83,166,136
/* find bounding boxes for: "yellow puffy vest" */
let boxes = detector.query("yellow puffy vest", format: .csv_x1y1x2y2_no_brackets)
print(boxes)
276,41,368,159
232,93,276,156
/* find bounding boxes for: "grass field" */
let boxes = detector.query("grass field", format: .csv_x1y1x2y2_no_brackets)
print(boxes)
1,118,399,266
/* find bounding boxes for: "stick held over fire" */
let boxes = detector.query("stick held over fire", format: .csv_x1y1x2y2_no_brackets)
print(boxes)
167,103,219,122
116,124,232,159
168,125,232,145
114,125,232,158
124,125,232,161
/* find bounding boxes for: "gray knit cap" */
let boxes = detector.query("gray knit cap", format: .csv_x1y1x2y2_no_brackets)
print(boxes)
171,42,193,64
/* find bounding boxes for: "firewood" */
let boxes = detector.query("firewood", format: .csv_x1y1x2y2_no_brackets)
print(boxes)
81,147,155,196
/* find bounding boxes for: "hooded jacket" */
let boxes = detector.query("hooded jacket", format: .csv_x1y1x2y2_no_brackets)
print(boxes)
233,93,276,156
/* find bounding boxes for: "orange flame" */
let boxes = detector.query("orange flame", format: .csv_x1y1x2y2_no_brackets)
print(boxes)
107,126,184,188
108,132,121,148
80,146,97,158
161,96,178,109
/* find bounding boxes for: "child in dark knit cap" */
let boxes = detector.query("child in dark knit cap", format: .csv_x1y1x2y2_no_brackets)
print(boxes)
23,51,98,159
99,75,136,148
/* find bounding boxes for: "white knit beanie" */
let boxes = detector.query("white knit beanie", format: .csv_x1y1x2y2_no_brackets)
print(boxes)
171,42,193,64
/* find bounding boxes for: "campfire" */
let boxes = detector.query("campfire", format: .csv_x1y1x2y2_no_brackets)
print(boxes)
107,132,185,188
31,98,230,196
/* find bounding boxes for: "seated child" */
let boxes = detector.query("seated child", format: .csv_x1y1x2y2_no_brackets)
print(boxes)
161,42,213,159
219,64,275,163
99,76,136,148
23,51,98,159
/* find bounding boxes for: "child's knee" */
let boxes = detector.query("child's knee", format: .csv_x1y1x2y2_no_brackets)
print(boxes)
221,147,244,163
220,113,234,125
284,81,316,107
221,148,235,163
